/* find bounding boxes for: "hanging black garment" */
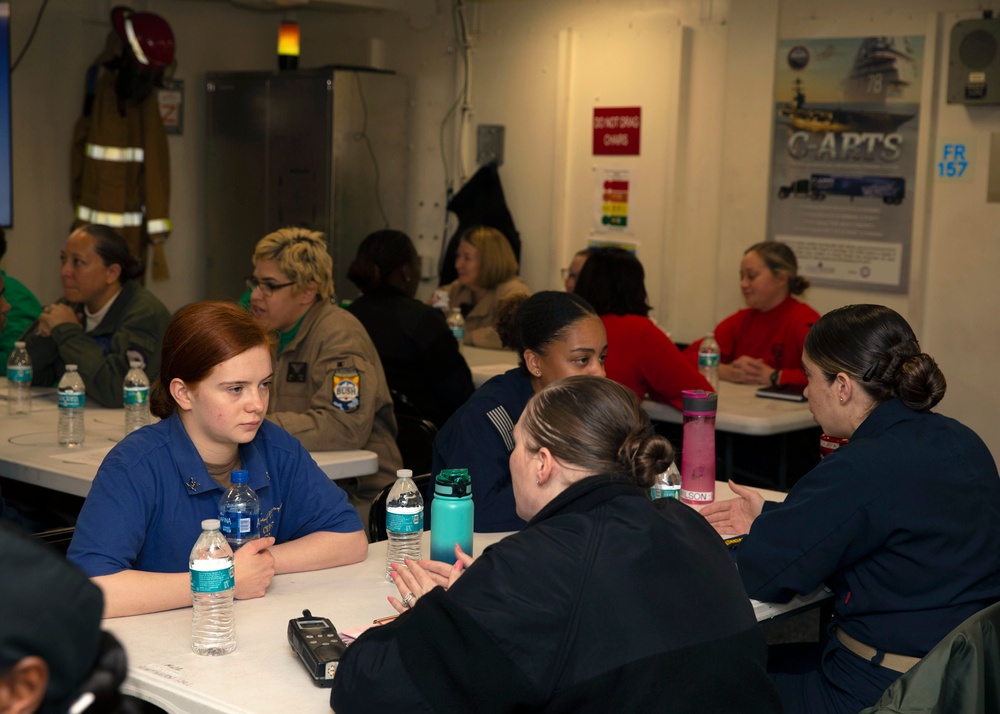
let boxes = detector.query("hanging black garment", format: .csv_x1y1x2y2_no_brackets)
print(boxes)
439,163,520,286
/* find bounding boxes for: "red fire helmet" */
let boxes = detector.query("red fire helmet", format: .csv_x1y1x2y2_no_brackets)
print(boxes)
111,6,175,68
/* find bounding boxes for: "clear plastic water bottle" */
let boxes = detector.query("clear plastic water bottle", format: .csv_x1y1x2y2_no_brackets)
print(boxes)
447,307,465,341
190,518,236,656
123,357,151,435
6,341,32,416
650,462,681,500
385,469,424,582
698,332,720,390
218,469,260,550
57,364,86,447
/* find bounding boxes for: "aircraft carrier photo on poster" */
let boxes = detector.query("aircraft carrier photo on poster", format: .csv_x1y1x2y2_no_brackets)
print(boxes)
778,78,914,134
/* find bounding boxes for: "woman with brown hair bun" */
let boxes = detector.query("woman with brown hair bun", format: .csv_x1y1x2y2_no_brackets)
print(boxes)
332,376,780,713
68,301,366,618
701,304,1000,714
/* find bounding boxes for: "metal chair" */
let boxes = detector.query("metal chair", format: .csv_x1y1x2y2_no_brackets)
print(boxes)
394,413,438,478
34,526,76,555
365,412,438,542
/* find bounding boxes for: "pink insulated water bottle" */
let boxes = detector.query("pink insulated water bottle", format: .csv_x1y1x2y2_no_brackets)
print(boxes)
680,389,717,505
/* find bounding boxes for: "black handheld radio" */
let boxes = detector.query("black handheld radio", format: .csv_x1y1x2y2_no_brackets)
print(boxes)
287,609,348,687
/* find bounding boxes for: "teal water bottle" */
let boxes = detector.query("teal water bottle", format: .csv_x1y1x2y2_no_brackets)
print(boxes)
430,468,474,562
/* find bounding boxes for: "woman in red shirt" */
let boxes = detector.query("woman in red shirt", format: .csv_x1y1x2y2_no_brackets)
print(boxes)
686,242,819,387
575,247,712,409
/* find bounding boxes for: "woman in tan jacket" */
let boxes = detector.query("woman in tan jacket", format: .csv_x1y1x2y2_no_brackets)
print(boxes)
434,226,530,348
248,227,402,497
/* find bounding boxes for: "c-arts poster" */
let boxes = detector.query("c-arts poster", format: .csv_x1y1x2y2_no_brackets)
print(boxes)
767,36,925,293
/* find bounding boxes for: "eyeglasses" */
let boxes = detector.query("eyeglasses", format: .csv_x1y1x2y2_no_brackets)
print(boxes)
560,268,579,281
245,276,296,297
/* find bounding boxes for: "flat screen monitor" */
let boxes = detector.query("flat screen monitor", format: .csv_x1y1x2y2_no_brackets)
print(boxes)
0,3,10,227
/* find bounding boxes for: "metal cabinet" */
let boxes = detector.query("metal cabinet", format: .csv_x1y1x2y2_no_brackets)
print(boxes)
204,68,408,300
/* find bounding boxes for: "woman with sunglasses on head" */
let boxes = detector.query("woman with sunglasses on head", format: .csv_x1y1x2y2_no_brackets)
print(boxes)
68,301,367,618
332,376,781,714
700,304,1000,714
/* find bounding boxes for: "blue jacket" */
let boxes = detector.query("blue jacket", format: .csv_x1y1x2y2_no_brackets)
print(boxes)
737,398,1000,712
738,398,1000,657
69,414,362,575
428,367,534,533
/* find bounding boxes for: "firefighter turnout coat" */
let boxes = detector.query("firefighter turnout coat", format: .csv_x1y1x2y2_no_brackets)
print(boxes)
71,66,170,262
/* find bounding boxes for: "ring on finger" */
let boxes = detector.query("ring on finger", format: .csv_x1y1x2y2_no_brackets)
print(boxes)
401,592,415,608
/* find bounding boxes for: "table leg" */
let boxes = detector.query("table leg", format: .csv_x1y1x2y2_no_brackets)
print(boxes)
723,433,735,481
777,434,789,491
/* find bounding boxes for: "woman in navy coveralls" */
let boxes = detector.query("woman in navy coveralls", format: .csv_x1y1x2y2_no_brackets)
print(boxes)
701,304,1000,713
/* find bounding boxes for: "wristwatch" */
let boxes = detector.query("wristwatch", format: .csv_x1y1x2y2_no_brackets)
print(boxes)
769,370,780,386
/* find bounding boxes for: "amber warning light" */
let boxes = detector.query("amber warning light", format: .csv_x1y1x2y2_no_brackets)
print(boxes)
278,21,300,70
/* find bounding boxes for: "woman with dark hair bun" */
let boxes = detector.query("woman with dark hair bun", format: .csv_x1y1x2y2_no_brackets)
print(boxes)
427,290,607,532
347,230,474,428
69,301,366,618
684,240,819,387
332,376,781,714
23,223,170,407
701,304,1000,714
574,246,713,408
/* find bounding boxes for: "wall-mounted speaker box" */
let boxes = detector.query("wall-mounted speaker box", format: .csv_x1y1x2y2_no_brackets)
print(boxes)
948,17,1000,105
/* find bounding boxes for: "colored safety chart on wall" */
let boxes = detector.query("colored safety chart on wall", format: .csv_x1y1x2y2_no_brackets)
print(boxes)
593,168,633,234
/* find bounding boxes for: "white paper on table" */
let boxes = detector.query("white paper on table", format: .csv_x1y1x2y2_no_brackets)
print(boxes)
751,586,833,621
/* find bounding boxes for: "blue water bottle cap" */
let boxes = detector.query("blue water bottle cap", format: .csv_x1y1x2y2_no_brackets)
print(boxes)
231,469,249,483
435,468,472,498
